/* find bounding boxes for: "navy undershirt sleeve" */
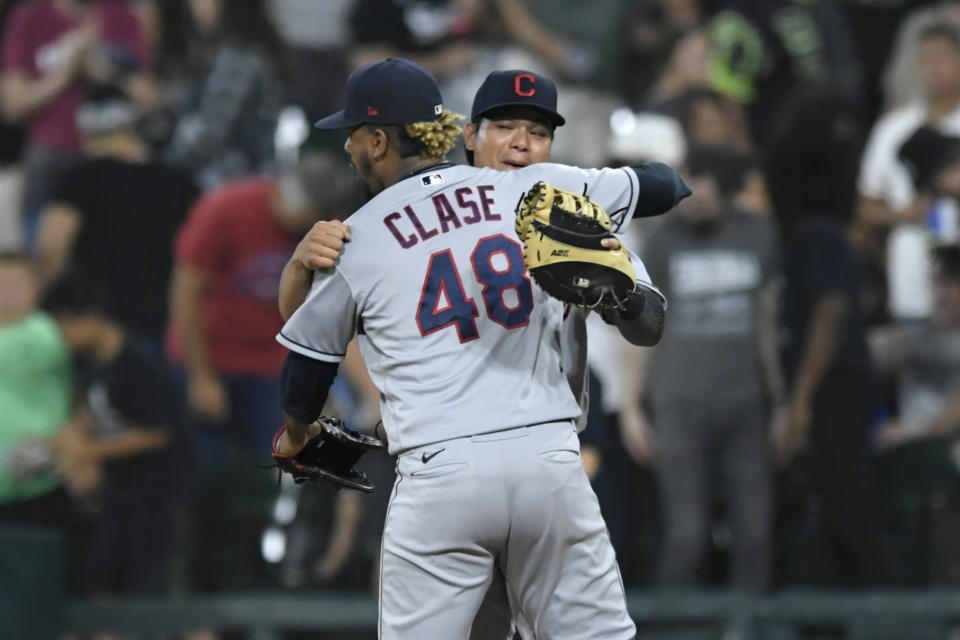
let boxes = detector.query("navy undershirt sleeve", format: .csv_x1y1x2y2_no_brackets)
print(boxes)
630,163,692,218
280,351,339,424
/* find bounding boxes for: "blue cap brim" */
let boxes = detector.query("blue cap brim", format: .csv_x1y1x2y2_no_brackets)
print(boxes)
313,110,359,130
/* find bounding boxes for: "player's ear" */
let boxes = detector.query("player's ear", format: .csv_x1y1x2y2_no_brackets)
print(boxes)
369,127,390,162
463,121,477,152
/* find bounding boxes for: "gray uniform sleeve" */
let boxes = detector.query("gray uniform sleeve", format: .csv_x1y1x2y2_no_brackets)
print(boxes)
522,164,641,233
523,162,690,233
276,269,358,363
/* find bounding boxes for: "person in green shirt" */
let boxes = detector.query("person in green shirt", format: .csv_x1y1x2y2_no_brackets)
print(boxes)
0,251,73,528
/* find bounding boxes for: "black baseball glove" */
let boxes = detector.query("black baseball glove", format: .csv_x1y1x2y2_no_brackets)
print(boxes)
272,417,385,492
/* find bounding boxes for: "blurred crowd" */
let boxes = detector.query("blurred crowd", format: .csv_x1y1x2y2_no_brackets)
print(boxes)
2,0,960,612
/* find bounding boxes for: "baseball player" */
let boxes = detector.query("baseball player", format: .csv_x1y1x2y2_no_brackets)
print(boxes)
280,68,673,639
281,70,677,417
275,58,688,639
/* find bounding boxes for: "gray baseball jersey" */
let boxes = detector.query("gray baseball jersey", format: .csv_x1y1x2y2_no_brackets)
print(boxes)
278,162,643,454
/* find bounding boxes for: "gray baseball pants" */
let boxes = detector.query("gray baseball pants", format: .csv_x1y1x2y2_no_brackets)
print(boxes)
379,420,634,639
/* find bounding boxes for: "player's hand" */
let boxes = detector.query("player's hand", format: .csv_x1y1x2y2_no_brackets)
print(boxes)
188,371,230,422
294,221,352,271
275,421,324,457
600,237,621,250
619,405,656,465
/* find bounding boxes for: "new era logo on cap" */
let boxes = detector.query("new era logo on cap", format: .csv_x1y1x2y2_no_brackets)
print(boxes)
434,104,443,115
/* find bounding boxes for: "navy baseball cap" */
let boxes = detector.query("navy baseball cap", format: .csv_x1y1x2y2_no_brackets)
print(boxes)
314,58,444,130
471,70,565,127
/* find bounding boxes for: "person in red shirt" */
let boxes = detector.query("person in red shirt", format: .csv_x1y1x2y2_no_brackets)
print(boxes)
167,153,356,467
0,0,154,241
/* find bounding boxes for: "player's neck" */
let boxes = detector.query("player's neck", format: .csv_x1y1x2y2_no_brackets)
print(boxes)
385,156,446,189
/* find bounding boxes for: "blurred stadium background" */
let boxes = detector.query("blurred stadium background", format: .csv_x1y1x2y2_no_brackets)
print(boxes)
4,0,960,638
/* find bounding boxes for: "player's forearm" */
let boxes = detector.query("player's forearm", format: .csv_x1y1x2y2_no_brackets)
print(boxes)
0,71,75,123
279,258,312,321
790,292,847,405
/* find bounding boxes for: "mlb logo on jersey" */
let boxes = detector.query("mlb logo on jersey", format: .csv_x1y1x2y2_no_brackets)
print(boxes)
421,173,445,187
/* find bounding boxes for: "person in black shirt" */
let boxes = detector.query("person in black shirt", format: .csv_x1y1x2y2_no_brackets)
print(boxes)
41,271,185,597
708,0,861,146
766,86,877,586
34,86,198,351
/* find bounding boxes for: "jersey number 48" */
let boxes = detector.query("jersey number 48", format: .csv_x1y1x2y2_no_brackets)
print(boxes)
416,234,534,342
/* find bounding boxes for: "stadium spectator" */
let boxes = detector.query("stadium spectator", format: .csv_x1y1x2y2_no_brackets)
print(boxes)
841,0,922,125
869,242,960,584
672,88,753,154
882,1,960,110
767,86,878,586
41,270,184,598
163,0,284,190
707,0,861,145
872,244,960,451
643,28,711,113
167,153,355,467
492,0,623,88
623,145,782,591
265,0,353,122
0,0,28,248
34,86,197,352
860,22,960,322
0,252,73,531
0,0,154,242
670,89,767,213
350,0,482,82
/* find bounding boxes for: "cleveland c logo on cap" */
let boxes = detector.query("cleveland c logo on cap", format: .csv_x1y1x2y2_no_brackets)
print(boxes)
514,74,536,97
